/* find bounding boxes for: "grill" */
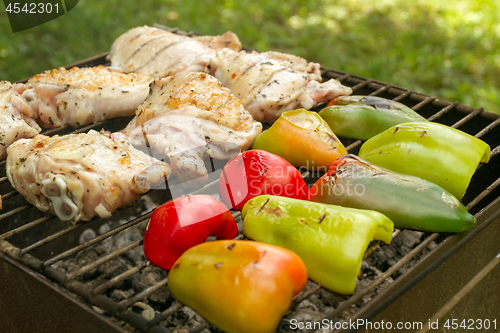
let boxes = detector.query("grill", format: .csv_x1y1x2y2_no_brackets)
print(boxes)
1,25,500,333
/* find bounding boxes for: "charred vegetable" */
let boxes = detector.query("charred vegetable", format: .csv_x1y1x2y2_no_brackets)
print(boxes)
358,122,491,199
319,95,427,140
309,155,476,233
168,240,308,333
143,195,238,270
252,109,347,169
242,195,394,295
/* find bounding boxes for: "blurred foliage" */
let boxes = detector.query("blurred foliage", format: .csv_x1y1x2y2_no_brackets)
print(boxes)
1,0,499,114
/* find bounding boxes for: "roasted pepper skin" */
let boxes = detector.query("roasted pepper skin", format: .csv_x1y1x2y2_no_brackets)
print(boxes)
358,122,490,199
252,109,347,169
309,155,476,233
242,195,394,295
218,150,309,210
143,195,238,270
319,95,427,140
168,240,308,333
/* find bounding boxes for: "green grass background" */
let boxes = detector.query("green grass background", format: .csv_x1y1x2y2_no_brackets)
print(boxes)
1,0,499,114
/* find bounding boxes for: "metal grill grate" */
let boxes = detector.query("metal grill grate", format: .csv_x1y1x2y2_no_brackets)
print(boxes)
1,26,499,333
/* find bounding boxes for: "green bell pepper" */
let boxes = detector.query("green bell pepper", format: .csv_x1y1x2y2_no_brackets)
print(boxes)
252,109,347,169
242,195,394,295
308,155,476,233
358,121,490,199
319,95,427,140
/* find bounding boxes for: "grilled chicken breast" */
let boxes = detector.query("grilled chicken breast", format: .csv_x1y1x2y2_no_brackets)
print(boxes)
6,129,171,222
108,25,241,78
20,66,152,128
213,49,353,122
122,72,262,186
0,81,41,160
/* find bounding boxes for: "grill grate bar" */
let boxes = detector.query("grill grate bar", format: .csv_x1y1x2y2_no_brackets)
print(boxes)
334,73,351,83
189,322,208,333
72,121,106,134
20,222,81,255
451,107,483,129
392,90,411,102
311,232,441,332
427,101,459,122
42,212,151,268
491,144,500,159
369,85,390,96
41,125,69,136
66,239,143,280
350,79,373,92
0,204,31,221
0,215,52,240
411,96,435,111
117,277,169,312
475,116,500,139
0,176,7,184
289,283,322,310
144,301,184,331
0,190,20,201
345,140,362,152
465,176,500,211
92,261,149,296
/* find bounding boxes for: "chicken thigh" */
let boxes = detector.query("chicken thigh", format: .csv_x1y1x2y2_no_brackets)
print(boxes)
0,81,41,160
213,49,353,122
6,129,171,222
122,72,262,186
108,25,241,78
20,65,152,128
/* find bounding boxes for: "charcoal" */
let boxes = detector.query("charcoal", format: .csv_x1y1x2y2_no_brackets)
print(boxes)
392,230,424,256
368,245,398,270
109,289,135,302
427,240,438,250
79,228,96,244
307,294,333,313
164,307,205,333
148,286,172,305
132,265,166,291
207,325,224,333
296,299,319,312
97,257,130,277
317,289,347,308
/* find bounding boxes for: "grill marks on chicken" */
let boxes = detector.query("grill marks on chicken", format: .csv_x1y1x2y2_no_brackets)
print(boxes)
20,66,152,128
213,49,353,122
0,81,41,160
122,72,262,186
108,26,241,78
6,130,171,222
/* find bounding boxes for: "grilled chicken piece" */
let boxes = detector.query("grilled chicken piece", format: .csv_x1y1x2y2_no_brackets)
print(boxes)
108,25,241,78
212,49,353,122
19,65,152,128
6,129,171,222
0,81,41,160
122,72,262,186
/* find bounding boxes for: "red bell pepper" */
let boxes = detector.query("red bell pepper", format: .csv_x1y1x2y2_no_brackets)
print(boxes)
219,149,308,210
143,195,238,270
